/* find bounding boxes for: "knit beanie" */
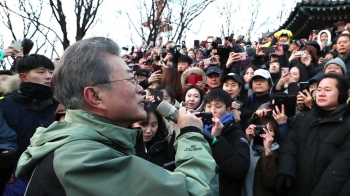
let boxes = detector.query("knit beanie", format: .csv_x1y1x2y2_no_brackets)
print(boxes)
324,57,347,74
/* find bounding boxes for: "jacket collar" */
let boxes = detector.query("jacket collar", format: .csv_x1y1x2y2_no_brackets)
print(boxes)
64,109,143,152
311,103,347,122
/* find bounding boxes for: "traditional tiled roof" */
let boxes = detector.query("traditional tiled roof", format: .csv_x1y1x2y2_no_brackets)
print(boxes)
275,0,350,38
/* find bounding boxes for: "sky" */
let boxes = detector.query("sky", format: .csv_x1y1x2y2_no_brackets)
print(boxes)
0,0,300,66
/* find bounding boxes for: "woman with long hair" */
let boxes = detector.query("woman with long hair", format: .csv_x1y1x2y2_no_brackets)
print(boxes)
161,67,183,102
131,101,174,168
297,45,322,79
240,65,259,100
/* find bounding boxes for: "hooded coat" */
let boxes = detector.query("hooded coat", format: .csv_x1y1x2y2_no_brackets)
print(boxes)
0,74,21,96
317,30,332,48
1,82,59,196
180,67,207,90
317,30,332,57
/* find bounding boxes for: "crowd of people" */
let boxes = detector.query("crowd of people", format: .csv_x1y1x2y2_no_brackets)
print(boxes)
0,22,350,196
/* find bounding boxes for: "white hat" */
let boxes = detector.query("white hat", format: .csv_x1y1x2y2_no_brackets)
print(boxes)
249,69,274,88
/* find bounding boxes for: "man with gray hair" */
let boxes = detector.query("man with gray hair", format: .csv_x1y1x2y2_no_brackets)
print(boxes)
15,37,218,195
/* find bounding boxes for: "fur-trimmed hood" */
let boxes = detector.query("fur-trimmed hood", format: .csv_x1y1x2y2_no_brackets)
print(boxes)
0,74,21,96
317,30,332,48
180,67,207,89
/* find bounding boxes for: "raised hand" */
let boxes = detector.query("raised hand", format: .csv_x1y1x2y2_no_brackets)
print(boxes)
245,124,256,142
211,115,224,137
272,105,287,124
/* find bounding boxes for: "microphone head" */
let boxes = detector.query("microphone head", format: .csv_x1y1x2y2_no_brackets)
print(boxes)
156,101,178,123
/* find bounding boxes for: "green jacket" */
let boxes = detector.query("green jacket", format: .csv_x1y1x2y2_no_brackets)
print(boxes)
16,109,218,196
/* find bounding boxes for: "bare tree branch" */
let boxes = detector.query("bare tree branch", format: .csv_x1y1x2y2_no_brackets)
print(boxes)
0,1,64,44
170,0,214,43
75,0,103,41
0,1,17,40
126,0,213,46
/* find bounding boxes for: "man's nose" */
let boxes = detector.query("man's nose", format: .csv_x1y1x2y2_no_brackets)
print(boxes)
46,72,52,79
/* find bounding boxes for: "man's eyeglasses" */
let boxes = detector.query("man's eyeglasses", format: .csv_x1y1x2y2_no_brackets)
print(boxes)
91,74,138,87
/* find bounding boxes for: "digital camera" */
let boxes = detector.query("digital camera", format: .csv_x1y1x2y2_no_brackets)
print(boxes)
254,125,267,136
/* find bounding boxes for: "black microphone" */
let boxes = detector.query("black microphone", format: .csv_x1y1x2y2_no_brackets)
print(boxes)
156,101,215,144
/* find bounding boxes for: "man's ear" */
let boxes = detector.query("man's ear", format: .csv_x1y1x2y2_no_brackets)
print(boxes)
83,87,107,111
19,73,27,82
226,106,231,112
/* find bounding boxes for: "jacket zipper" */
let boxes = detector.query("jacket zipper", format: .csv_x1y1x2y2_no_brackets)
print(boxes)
149,139,167,152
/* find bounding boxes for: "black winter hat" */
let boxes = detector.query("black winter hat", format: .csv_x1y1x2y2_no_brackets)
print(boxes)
135,69,150,77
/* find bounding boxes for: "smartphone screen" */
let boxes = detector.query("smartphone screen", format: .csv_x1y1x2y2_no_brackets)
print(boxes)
237,52,246,60
11,40,22,51
262,47,275,54
153,65,162,74
187,74,197,86
154,90,164,104
196,75,203,82
203,58,211,66
299,82,310,94
281,67,289,75
274,95,296,117
196,112,213,125
295,51,307,57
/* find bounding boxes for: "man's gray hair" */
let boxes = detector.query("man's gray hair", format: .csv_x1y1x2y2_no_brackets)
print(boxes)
52,37,121,109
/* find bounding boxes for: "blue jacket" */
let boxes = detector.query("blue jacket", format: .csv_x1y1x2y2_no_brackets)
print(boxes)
0,91,58,155
0,107,17,150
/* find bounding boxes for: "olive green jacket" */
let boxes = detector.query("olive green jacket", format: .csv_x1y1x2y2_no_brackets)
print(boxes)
16,109,218,196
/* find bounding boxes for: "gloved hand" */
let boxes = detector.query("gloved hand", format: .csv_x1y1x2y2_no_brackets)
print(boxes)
276,174,293,195
0,147,17,169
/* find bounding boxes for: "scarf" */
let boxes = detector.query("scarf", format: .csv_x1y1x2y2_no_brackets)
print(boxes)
244,84,253,97
204,111,233,134
14,82,55,110
18,82,53,101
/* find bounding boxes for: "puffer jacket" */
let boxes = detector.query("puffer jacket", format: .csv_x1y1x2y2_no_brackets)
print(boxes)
278,104,350,195
1,82,58,196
